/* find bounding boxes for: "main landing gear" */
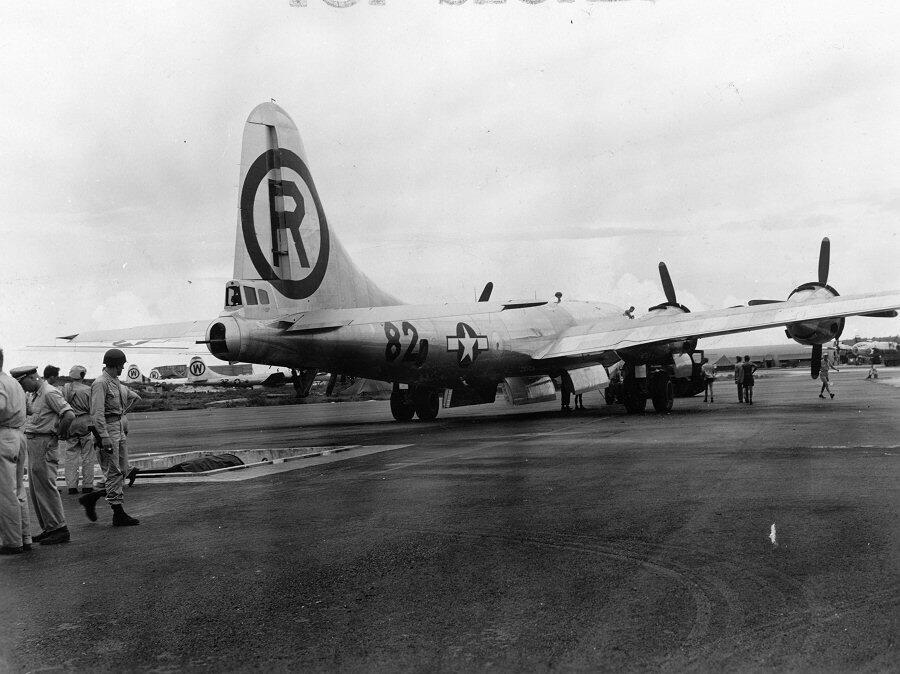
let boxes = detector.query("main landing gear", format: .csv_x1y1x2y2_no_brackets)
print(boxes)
390,384,440,422
618,366,673,414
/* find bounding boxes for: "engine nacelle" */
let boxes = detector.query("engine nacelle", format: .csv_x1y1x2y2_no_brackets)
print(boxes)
784,282,845,346
618,305,696,363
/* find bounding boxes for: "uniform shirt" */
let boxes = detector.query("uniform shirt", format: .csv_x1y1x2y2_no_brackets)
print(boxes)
733,362,744,383
61,380,93,437
23,381,72,435
0,370,27,429
90,371,140,441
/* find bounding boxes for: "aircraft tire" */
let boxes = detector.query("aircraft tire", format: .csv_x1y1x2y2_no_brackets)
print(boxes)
623,381,646,414
650,376,674,414
390,391,415,422
414,394,440,421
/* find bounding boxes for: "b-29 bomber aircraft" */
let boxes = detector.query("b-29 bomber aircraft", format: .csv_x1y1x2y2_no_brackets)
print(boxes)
200,102,900,421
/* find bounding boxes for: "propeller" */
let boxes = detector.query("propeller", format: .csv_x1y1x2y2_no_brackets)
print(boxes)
811,343,822,379
660,262,676,305
818,237,830,285
648,262,690,313
748,237,832,306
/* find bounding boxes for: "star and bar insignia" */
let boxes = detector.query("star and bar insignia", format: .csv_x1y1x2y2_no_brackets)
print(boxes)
447,322,489,367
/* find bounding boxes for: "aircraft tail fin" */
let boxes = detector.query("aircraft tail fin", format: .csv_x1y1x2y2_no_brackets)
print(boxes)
124,364,144,385
187,356,213,383
229,102,399,314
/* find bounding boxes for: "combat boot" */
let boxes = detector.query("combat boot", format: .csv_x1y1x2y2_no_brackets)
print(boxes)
78,490,104,522
39,526,70,545
111,505,140,527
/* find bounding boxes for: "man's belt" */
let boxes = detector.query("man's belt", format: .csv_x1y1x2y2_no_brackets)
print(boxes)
0,425,23,430
104,414,122,421
25,432,58,438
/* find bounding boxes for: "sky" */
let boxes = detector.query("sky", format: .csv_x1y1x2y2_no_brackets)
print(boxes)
1,0,899,371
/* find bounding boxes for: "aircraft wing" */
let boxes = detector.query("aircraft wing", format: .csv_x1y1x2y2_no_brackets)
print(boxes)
533,290,900,360
54,320,213,347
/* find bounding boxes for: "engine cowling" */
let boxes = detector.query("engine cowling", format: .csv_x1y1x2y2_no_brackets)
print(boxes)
784,282,845,345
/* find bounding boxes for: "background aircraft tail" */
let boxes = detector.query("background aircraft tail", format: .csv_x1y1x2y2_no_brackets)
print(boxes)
230,102,399,313
187,356,213,383
124,363,144,385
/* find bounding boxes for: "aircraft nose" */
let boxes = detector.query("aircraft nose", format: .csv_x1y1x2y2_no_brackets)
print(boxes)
206,317,242,360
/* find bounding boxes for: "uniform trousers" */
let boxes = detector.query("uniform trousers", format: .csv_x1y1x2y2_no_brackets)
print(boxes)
0,428,32,548
97,420,128,506
65,434,96,490
27,435,67,533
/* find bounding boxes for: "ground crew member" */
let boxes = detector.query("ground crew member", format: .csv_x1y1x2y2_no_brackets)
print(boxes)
702,358,716,403
733,356,744,403
16,365,74,545
1,351,33,554
741,355,757,404
819,355,839,398
559,373,572,413
79,349,141,526
61,365,96,494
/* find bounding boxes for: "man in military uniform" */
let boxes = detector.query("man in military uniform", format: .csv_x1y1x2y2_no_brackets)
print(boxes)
16,365,75,545
79,349,141,526
61,365,96,495
1,352,32,554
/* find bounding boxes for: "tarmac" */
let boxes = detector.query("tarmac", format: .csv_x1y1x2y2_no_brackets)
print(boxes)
1,367,898,672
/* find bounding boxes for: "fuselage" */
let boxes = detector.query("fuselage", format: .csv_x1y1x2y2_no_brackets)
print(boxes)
207,300,626,388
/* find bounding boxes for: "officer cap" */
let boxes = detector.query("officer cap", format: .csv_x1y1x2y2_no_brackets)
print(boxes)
69,365,87,379
103,348,127,367
10,365,37,381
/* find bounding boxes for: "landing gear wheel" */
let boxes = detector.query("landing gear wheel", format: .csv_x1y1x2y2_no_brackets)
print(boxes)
413,393,440,421
623,382,647,414
650,376,674,413
604,387,615,406
390,388,415,422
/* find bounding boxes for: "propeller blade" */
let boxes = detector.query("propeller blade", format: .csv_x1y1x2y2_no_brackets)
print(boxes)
325,372,338,397
748,299,783,306
811,343,822,379
478,282,493,302
862,310,898,318
658,262,676,305
818,237,830,285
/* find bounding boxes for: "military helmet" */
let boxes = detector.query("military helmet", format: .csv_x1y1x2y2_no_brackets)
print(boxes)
103,348,127,367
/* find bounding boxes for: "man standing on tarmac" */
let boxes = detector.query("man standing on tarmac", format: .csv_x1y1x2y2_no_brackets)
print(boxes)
16,365,75,545
60,365,96,495
1,350,32,554
733,356,744,403
79,349,141,526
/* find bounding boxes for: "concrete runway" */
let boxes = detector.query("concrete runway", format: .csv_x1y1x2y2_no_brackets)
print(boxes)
2,368,898,672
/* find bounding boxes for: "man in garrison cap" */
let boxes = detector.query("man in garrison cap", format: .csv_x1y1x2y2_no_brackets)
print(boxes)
0,354,33,554
16,364,75,545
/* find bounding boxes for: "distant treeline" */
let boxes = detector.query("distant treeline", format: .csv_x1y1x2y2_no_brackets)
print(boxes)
846,335,899,342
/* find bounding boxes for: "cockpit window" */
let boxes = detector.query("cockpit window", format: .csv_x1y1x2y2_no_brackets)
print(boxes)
226,284,242,307
244,286,259,306
258,289,270,305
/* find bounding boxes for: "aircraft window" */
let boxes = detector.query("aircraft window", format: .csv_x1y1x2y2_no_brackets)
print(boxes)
226,285,242,307
244,286,259,305
258,289,270,305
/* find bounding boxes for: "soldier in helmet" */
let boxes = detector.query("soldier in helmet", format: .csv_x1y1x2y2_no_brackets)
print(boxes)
78,349,141,526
